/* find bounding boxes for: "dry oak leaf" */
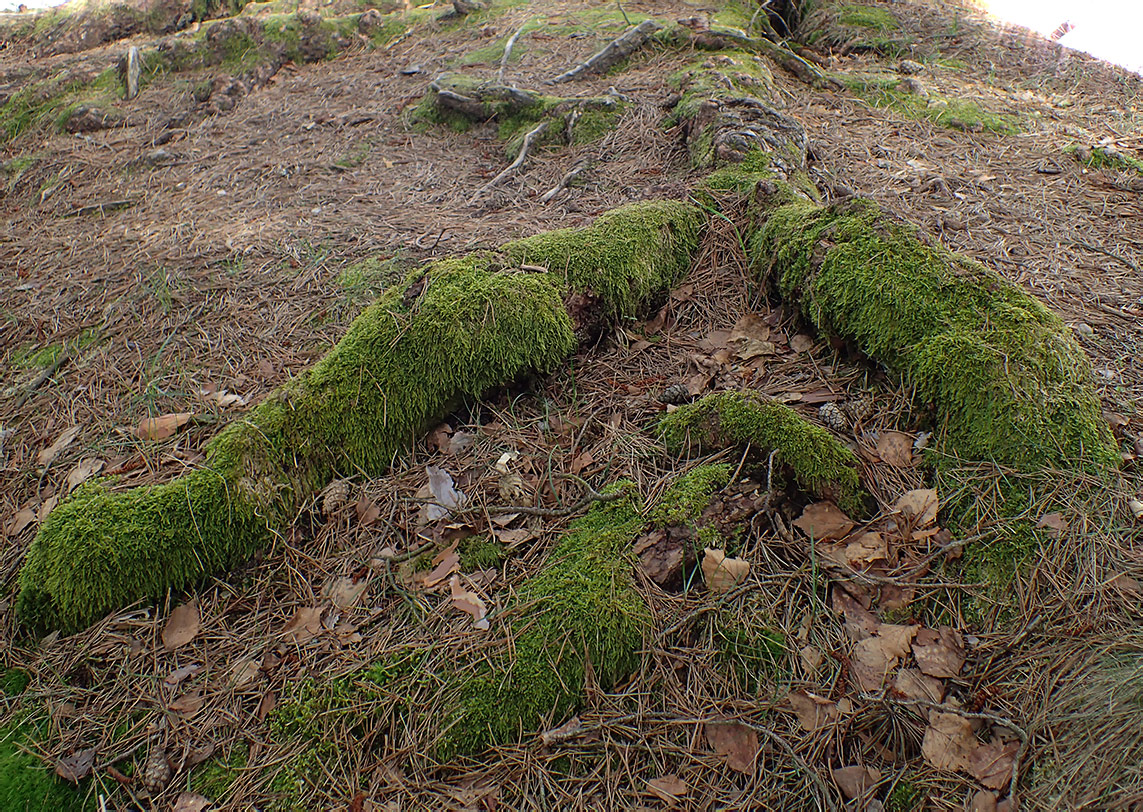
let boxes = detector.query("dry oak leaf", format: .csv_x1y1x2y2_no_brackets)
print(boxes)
162,600,200,651
893,668,945,704
646,774,688,804
922,711,977,772
422,543,461,588
793,502,855,540
832,765,881,800
3,506,37,537
788,690,846,732
704,721,759,774
876,430,915,467
877,624,919,659
832,587,879,634
55,748,96,783
449,574,490,630
281,606,324,644
37,425,82,468
66,457,104,493
136,412,193,441
912,626,966,678
968,739,1019,790
851,637,895,692
172,793,213,812
702,548,750,593
892,489,939,527
844,531,888,566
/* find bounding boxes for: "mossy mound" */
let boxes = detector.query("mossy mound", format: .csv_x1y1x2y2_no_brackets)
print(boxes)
797,1,913,56
751,196,1117,473
436,489,651,758
0,720,92,812
660,391,867,515
16,201,703,634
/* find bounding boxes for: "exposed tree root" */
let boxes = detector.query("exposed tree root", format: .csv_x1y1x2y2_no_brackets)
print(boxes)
468,119,548,204
549,18,663,83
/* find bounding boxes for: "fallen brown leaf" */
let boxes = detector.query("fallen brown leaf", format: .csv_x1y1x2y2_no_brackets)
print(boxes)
793,502,855,540
702,548,750,593
844,531,887,566
922,711,977,772
832,765,880,800
968,739,1019,790
832,587,879,634
788,690,843,731
37,495,58,522
892,489,940,527
37,425,82,468
323,575,369,609
912,626,966,678
281,606,324,644
1035,511,1068,537
162,601,200,651
355,495,381,526
790,334,815,353
230,659,261,689
877,624,919,659
168,689,205,715
65,458,104,493
876,431,915,467
422,543,460,588
55,748,96,783
163,663,203,689
893,668,945,704
705,721,759,774
852,637,894,692
3,506,37,537
449,574,490,630
646,774,688,804
172,792,213,812
136,412,193,441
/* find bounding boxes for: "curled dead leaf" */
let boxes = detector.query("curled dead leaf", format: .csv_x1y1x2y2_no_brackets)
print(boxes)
37,425,82,468
55,748,96,783
3,506,37,537
422,544,460,588
912,626,966,678
922,711,977,772
832,765,881,800
788,690,842,731
136,412,193,441
65,458,104,493
793,502,855,540
646,774,688,804
968,739,1019,790
704,721,759,774
281,606,324,644
876,430,915,467
701,548,750,593
161,601,200,651
892,489,939,527
449,574,490,630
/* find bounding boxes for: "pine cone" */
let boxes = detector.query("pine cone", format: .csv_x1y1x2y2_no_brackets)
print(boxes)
845,393,874,424
141,743,172,795
321,479,351,517
818,401,848,432
659,384,691,405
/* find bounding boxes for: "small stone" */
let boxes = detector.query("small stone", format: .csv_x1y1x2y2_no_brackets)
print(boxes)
898,59,925,75
898,77,928,97
1072,322,1095,338
818,401,847,432
659,384,692,405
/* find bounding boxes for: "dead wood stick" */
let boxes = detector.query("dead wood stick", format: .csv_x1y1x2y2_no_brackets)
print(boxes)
497,20,532,84
12,349,72,410
539,161,590,203
468,120,548,204
62,199,135,217
550,19,662,83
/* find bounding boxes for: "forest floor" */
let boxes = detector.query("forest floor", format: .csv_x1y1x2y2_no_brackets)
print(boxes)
1,0,1141,809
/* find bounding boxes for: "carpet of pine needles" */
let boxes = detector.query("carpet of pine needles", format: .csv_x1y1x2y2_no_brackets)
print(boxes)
1,0,1141,810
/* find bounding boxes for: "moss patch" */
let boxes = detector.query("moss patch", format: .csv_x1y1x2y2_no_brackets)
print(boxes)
436,489,650,758
660,391,867,515
798,1,913,56
842,74,1019,135
17,201,703,633
0,66,121,145
0,719,91,811
751,197,1116,473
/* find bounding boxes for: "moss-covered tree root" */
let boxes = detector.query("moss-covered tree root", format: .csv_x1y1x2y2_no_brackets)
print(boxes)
435,489,650,758
16,200,704,634
659,391,867,515
750,196,1117,473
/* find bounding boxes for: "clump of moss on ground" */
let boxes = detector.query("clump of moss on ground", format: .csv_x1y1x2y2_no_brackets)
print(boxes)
797,1,913,56
0,717,92,811
842,74,1019,134
712,601,787,694
436,489,650,758
659,391,867,515
0,66,122,144
752,197,1117,473
1066,144,1143,175
17,200,702,633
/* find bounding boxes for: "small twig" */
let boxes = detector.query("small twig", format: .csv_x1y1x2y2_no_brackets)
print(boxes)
497,20,532,84
616,0,631,26
12,349,71,410
1073,240,1139,272
62,199,135,218
496,481,632,517
540,161,590,203
469,121,549,204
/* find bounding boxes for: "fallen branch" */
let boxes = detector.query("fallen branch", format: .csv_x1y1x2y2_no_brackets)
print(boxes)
550,19,663,83
11,349,72,411
497,20,532,84
539,160,591,203
468,120,549,204
62,199,135,218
